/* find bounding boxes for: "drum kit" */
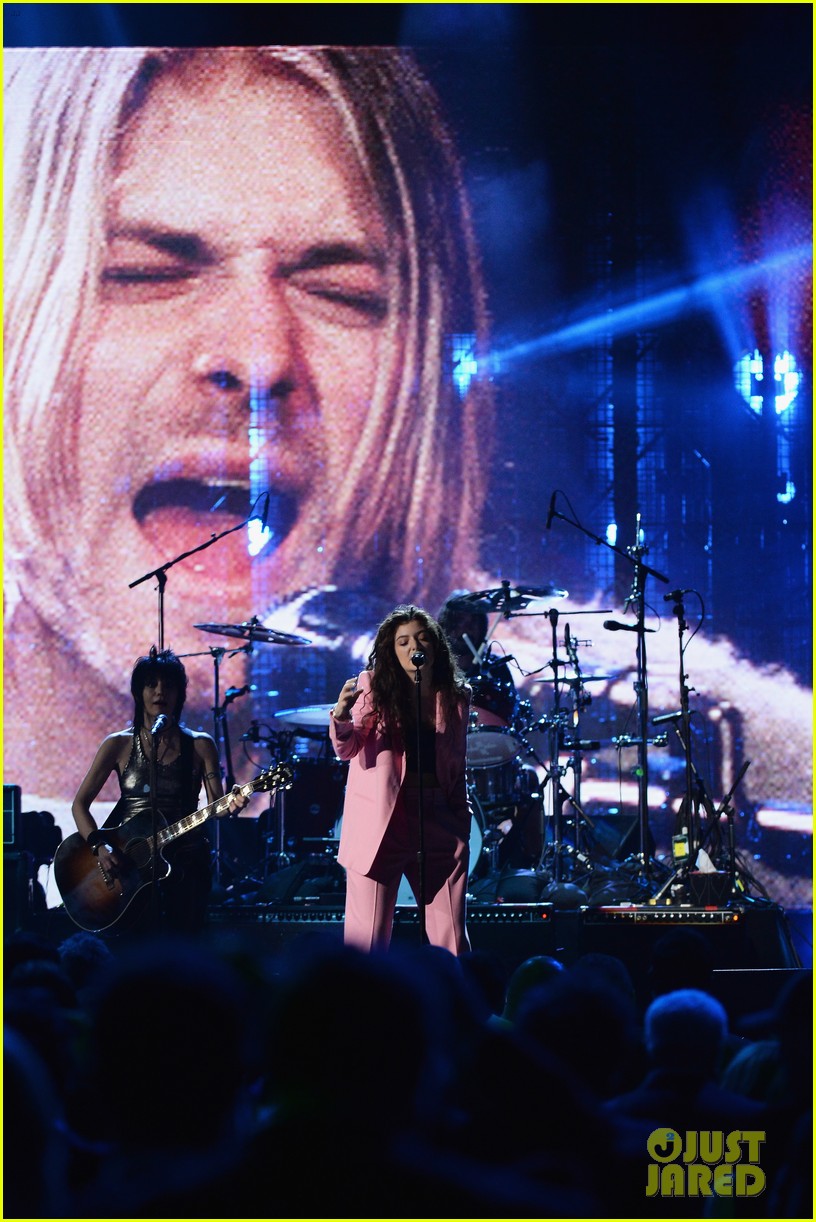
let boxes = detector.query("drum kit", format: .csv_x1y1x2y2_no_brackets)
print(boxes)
190,587,667,906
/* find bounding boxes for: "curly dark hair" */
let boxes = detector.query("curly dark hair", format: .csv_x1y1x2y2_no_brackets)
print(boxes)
366,605,469,734
130,646,188,728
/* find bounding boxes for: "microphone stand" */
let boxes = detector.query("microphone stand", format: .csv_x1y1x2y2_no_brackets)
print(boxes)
148,717,163,931
412,658,427,945
629,541,654,884
176,642,252,891
538,609,569,888
129,493,268,651
547,496,669,888
129,498,266,914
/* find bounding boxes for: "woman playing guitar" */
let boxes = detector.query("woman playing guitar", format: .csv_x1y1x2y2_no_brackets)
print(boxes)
68,647,248,934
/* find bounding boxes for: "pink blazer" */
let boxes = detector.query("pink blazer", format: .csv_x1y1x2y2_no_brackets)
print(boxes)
329,669,471,877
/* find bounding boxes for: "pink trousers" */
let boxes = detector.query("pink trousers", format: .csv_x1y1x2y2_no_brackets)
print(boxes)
343,787,470,955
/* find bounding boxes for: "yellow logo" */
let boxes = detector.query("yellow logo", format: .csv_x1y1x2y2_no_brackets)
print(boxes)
645,1129,766,1197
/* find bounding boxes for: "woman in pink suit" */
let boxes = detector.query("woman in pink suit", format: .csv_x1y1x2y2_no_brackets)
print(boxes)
329,605,472,954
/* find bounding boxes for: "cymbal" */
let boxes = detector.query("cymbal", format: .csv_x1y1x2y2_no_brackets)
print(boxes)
194,619,311,646
515,583,568,599
453,582,567,612
274,704,335,727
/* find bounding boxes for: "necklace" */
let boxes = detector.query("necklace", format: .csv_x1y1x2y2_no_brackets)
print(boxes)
140,725,177,764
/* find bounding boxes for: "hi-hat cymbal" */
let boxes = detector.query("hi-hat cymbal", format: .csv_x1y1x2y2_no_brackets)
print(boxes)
194,619,311,646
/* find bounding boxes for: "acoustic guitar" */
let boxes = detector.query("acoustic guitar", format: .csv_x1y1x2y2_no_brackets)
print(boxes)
54,763,292,932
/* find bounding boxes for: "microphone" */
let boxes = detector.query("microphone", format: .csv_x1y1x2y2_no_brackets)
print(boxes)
652,710,684,725
545,491,557,530
603,620,656,634
564,623,571,649
224,684,250,705
252,492,270,532
603,620,636,633
411,650,426,668
151,714,168,736
663,588,692,602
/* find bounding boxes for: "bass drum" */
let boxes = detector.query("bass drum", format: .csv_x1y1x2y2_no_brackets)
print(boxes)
396,813,484,905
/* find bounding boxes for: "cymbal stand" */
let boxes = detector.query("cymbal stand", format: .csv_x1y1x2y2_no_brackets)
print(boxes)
209,643,252,887
627,535,655,883
648,590,734,903
560,626,598,862
648,589,701,900
235,722,292,883
535,609,580,887
545,496,669,887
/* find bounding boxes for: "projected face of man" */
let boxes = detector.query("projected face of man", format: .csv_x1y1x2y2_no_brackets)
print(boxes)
74,56,392,653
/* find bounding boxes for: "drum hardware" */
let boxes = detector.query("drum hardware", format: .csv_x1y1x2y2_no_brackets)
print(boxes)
530,611,588,896
611,733,668,749
264,706,349,866
177,640,248,889
190,623,313,893
451,580,568,616
194,617,312,647
273,703,336,726
532,673,621,685
546,497,670,885
645,588,757,904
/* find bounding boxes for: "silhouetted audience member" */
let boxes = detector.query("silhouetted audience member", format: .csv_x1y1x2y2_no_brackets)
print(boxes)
4,1028,70,1218
71,935,255,1216
647,927,747,1073
491,953,565,1029
458,947,510,1020
732,969,812,1109
570,950,638,1008
58,930,115,1003
605,989,767,1133
724,970,813,1219
514,971,642,1100
4,957,82,1110
3,929,61,981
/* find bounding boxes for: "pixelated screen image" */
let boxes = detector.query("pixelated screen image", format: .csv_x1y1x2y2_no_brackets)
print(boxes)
3,7,811,908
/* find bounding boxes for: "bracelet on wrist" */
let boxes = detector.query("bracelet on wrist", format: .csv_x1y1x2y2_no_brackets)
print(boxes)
86,828,108,855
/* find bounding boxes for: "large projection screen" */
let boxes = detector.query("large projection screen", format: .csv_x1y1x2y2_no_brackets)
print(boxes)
3,7,811,909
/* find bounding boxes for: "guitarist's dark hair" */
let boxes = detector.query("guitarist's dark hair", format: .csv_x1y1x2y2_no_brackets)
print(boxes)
130,647,188,727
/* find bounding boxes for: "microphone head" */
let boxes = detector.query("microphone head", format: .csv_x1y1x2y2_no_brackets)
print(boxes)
151,714,168,735
410,650,427,667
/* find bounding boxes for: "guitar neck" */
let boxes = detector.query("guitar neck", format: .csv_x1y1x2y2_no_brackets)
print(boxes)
156,778,258,848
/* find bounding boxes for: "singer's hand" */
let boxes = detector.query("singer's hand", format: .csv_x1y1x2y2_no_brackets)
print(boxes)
333,676,362,721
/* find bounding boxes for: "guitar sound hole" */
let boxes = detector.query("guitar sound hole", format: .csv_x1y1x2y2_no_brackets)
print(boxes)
127,838,153,870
